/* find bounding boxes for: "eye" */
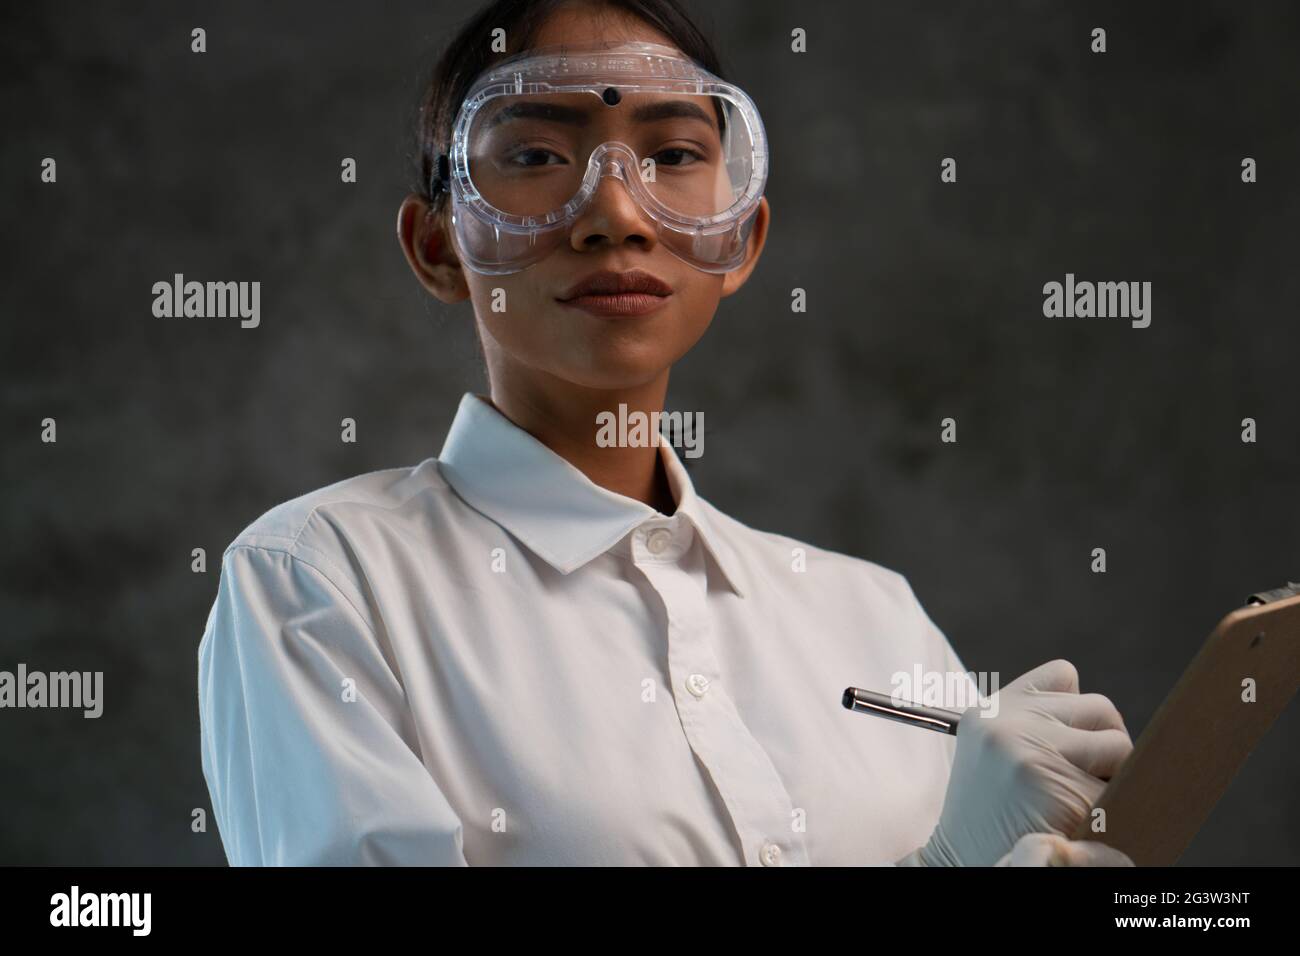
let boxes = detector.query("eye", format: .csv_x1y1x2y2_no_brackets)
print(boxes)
508,147,566,168
652,147,705,167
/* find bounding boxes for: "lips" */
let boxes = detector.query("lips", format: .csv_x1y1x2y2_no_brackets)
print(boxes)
556,269,674,318
557,269,674,301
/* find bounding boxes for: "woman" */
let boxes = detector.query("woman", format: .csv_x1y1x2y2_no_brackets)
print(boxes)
198,0,1133,867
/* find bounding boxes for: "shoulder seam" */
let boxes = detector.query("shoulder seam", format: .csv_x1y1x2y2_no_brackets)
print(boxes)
286,463,434,542
224,461,443,561
224,542,376,639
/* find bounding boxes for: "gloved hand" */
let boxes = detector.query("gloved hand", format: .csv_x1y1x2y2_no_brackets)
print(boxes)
897,658,1133,866
996,832,1134,866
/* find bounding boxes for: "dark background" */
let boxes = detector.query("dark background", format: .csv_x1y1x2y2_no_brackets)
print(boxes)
2,0,1297,865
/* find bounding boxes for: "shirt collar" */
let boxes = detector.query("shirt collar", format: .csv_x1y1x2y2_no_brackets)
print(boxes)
436,392,747,598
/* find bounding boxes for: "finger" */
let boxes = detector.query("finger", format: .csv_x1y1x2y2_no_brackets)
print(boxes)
1008,659,1080,695
1029,691,1129,733
1054,725,1134,779
1054,839,1136,867
997,832,1069,867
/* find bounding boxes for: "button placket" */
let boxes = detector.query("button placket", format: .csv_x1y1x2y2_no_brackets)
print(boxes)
635,542,811,867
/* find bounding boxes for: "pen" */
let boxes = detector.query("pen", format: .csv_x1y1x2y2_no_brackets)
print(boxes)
841,687,963,735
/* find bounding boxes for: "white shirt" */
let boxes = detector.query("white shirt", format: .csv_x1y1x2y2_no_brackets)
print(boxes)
198,391,964,866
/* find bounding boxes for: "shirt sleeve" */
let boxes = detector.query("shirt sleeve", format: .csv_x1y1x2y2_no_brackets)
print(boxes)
198,544,469,866
907,578,965,771
902,573,964,852
880,580,966,866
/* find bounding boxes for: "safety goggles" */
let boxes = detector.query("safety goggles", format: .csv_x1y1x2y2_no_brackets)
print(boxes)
431,40,768,275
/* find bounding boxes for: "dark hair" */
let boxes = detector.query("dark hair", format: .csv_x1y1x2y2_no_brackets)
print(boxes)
407,0,726,218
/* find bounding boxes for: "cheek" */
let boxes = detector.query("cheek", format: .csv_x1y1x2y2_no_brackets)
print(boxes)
675,283,722,335
659,283,722,358
472,282,570,356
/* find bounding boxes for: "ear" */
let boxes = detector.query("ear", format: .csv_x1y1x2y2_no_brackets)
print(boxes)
396,194,470,303
719,196,770,298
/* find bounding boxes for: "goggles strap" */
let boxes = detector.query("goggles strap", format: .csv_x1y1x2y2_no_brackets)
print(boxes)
430,153,450,198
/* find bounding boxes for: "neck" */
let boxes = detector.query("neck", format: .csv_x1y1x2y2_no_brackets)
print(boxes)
483,370,677,515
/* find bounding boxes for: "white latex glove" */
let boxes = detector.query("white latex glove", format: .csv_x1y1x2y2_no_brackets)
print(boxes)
897,658,1132,866
996,833,1134,866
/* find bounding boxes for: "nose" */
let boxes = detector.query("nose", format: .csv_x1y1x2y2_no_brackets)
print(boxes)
567,166,656,256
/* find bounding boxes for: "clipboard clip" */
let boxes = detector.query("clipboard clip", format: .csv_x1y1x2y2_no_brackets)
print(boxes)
1245,581,1300,606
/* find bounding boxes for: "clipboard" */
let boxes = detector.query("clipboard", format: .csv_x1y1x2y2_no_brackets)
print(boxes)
1071,581,1300,865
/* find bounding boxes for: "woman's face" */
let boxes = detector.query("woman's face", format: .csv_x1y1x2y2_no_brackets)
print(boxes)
402,5,769,394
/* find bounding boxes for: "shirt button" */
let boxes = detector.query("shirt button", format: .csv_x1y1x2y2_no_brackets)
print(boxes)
685,673,710,697
645,528,672,554
761,842,783,866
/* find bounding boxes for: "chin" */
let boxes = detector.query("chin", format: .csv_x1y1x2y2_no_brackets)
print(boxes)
559,353,675,391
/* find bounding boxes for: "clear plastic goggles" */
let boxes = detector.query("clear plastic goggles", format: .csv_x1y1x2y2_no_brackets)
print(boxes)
433,41,768,275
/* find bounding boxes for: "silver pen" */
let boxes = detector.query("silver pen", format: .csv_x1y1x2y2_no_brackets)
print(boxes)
841,687,963,735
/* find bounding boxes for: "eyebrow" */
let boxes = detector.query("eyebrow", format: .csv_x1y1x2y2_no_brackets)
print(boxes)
485,98,717,130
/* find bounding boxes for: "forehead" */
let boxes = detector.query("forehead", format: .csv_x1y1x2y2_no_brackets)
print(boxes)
526,5,680,53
